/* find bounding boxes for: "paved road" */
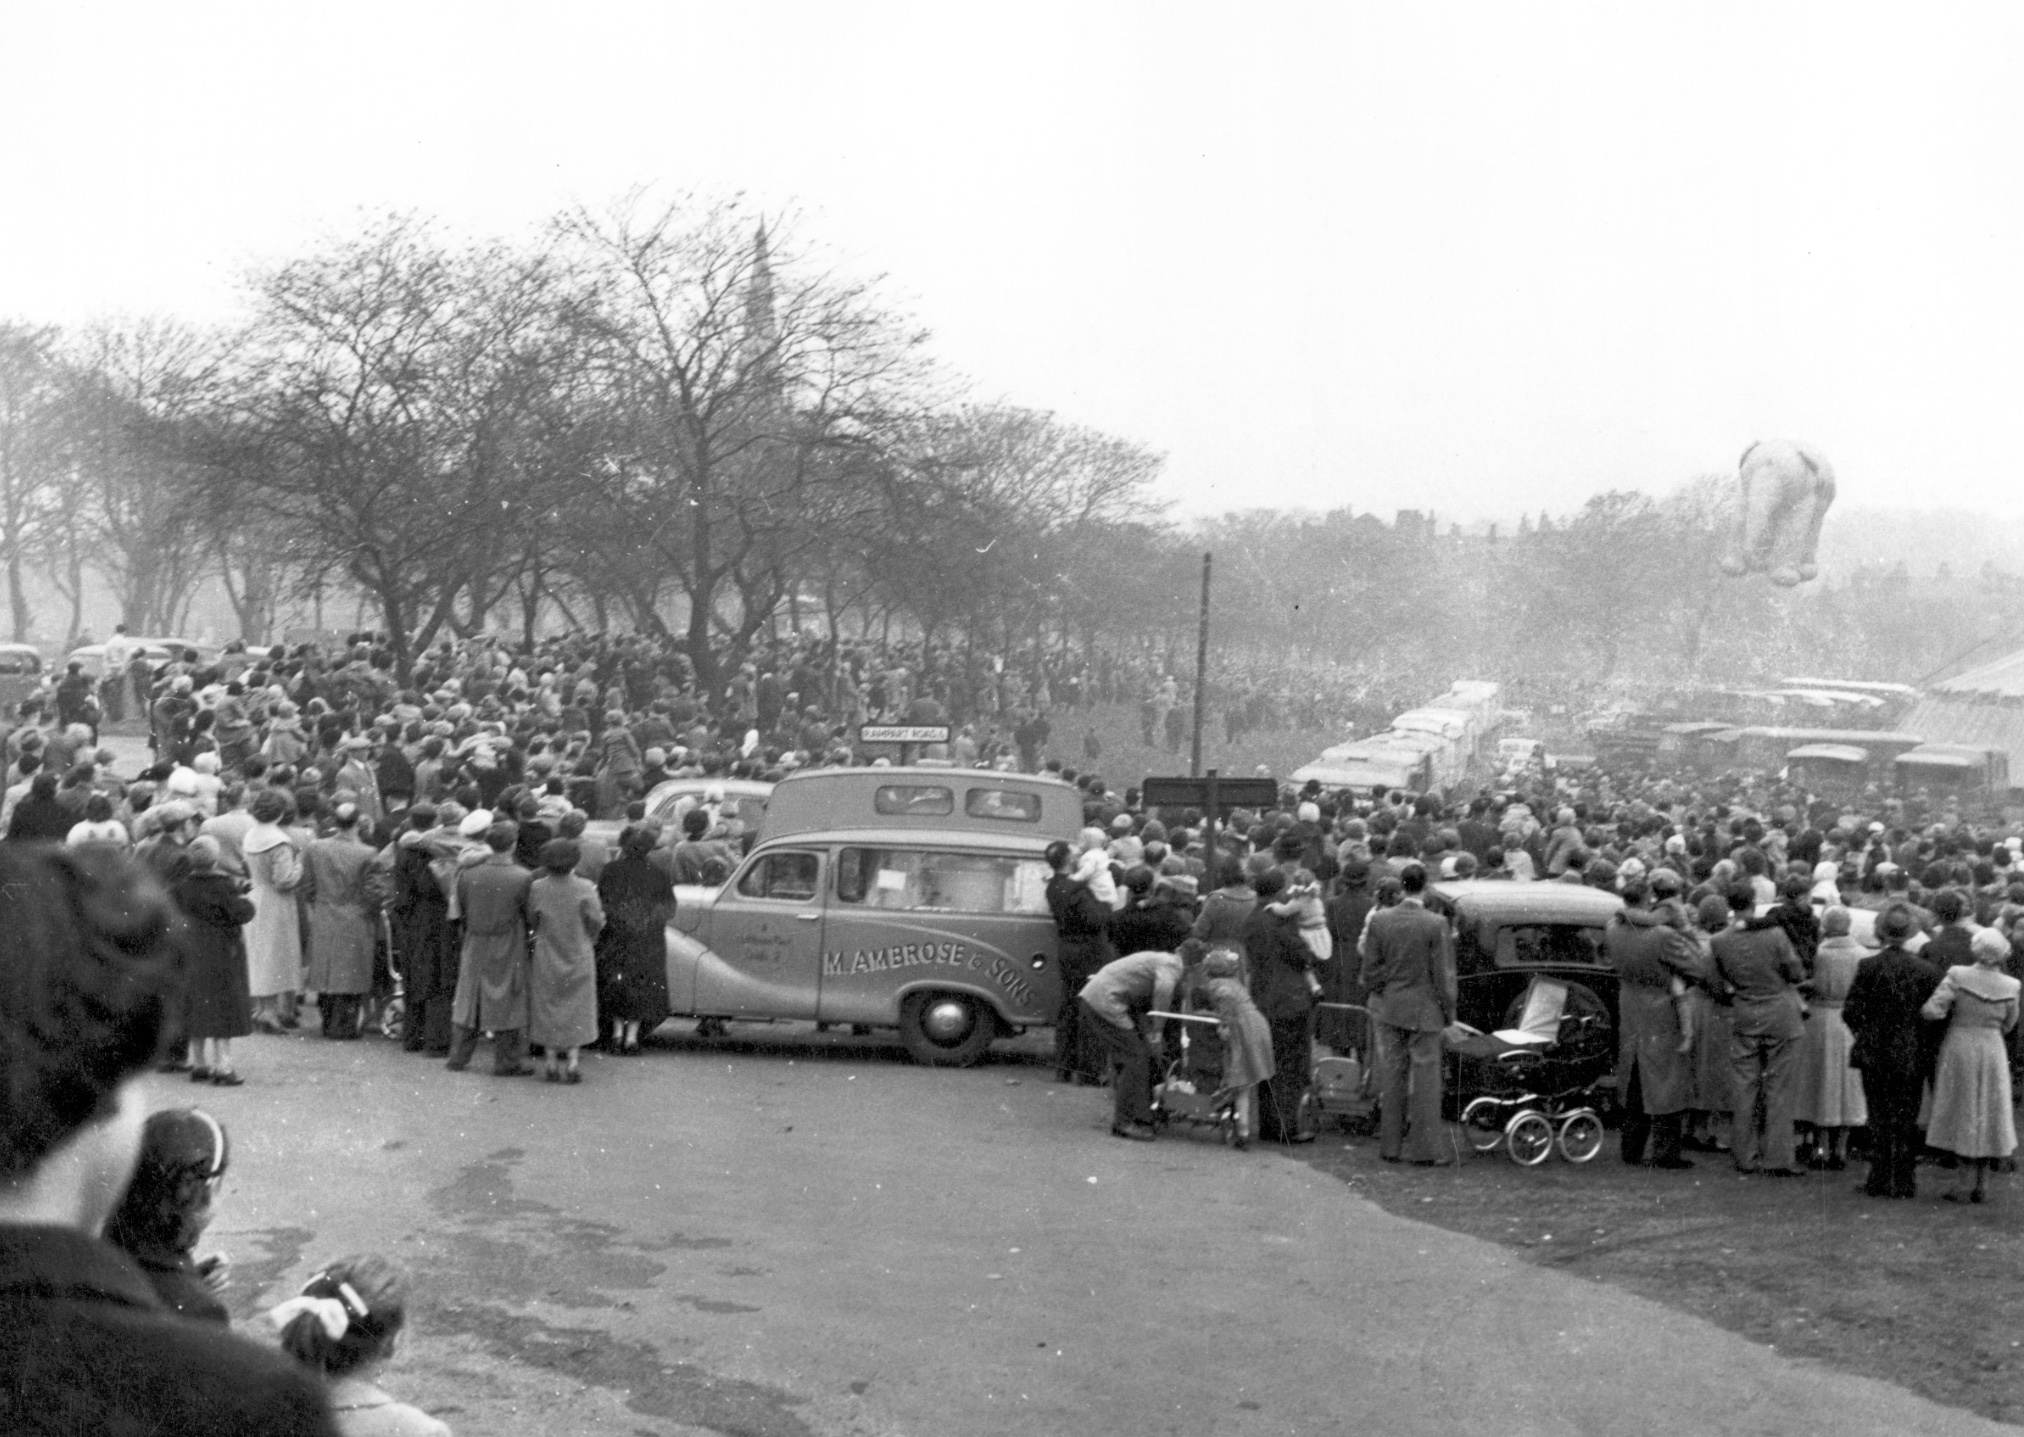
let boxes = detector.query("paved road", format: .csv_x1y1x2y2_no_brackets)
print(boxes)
148,1021,2009,1437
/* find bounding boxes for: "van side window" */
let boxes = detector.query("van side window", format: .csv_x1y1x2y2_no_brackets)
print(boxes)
736,851,821,902
963,788,1040,822
834,848,1052,915
873,785,953,817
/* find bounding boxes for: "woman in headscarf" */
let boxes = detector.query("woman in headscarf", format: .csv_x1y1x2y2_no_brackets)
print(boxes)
1922,924,2021,1203
174,835,255,1085
243,787,304,1033
594,824,676,1055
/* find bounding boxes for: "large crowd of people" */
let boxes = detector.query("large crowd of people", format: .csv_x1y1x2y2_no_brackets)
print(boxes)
1044,752,2021,1203
0,619,2017,1429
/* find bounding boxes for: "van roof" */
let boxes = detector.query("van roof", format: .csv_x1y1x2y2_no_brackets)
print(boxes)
758,766,1083,844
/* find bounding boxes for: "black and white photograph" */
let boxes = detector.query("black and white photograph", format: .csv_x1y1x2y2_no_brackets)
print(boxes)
2,4,2022,1433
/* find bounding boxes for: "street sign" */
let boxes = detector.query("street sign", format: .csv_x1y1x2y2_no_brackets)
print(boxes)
1140,776,1279,811
859,725,951,744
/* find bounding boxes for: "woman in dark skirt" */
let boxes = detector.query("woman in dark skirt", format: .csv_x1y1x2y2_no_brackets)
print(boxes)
174,835,255,1085
595,824,676,1053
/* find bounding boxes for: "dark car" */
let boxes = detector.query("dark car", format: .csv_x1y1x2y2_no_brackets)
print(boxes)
1425,880,1626,1048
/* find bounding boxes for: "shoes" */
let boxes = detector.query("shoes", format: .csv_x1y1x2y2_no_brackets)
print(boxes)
1651,1157,1696,1171
1942,1191,1965,1204
493,1065,531,1078
1825,1157,1847,1172
1232,1136,1250,1150
1285,1132,1317,1146
1111,1122,1156,1142
1762,1167,1805,1178
1971,1189,1986,1204
564,1068,582,1085
544,1068,560,1083
1407,1157,1455,1167
443,1060,469,1072
210,1072,244,1087
621,1041,640,1057
190,1067,214,1083
160,1057,192,1073
1379,1154,1403,1163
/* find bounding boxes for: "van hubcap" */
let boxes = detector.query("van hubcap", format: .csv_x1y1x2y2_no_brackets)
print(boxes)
922,998,973,1044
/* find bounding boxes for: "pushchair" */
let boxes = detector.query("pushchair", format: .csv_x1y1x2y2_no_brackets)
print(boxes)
1312,1002,1379,1134
1447,977,1613,1167
1145,1011,1245,1145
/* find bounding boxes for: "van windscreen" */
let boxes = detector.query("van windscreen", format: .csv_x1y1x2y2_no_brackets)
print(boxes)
874,785,953,816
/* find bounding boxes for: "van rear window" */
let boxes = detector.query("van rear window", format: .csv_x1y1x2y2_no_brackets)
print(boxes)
874,785,953,817
963,788,1040,822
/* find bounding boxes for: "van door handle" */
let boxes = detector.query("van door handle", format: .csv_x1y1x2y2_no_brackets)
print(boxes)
796,912,821,922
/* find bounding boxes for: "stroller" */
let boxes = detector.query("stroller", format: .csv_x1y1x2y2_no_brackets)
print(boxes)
1447,977,1613,1167
1312,1002,1379,1134
1145,1011,1245,1145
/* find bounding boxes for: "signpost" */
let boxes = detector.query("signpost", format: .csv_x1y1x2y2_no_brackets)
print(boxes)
1141,770,1279,877
858,724,952,767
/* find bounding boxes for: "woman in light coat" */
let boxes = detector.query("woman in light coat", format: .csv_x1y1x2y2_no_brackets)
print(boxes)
1923,925,2021,1203
242,788,304,1032
528,838,605,1083
1792,906,1869,1169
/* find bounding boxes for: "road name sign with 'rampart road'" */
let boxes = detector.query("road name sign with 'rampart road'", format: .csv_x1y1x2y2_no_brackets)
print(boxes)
859,725,952,744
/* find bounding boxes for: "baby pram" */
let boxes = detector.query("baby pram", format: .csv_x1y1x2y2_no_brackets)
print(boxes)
1446,977,1612,1166
1145,1011,1245,1145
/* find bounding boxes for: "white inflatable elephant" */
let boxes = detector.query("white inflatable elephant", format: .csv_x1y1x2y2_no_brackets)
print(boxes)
1720,439,1835,586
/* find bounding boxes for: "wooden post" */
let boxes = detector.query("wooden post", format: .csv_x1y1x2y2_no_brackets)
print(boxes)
1190,552,1211,779
1203,767,1219,881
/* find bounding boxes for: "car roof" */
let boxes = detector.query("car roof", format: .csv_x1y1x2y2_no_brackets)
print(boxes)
1431,879,1625,924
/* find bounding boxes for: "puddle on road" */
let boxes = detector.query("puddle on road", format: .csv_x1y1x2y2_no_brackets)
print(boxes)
424,1147,811,1437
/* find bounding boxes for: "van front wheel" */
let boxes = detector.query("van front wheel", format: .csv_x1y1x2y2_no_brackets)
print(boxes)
899,993,996,1067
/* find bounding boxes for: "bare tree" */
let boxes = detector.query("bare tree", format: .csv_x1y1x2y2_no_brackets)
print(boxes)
0,324,71,640
554,194,932,689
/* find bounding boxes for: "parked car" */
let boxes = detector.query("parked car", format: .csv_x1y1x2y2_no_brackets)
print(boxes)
0,643,43,713
1426,880,1627,1060
582,777,775,854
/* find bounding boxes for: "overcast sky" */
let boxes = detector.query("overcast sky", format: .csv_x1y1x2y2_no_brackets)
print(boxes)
4,2,2020,521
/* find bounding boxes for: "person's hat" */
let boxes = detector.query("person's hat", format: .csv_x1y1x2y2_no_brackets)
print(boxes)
1617,856,1647,882
1154,872,1198,900
1296,801,1321,824
457,808,494,837
1649,867,1684,895
1111,813,1134,832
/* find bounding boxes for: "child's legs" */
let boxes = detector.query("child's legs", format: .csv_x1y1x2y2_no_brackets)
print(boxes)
1233,1085,1257,1139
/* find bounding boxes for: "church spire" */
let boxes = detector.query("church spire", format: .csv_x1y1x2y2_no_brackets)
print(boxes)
744,222,778,364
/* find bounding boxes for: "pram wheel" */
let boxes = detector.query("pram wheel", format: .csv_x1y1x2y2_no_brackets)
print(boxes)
1556,1109,1604,1164
1462,1097,1507,1153
1505,1111,1554,1167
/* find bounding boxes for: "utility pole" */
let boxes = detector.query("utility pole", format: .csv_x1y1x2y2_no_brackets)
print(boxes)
1190,551,1211,778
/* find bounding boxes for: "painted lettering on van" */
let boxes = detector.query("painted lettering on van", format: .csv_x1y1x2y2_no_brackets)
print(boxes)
822,942,970,977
